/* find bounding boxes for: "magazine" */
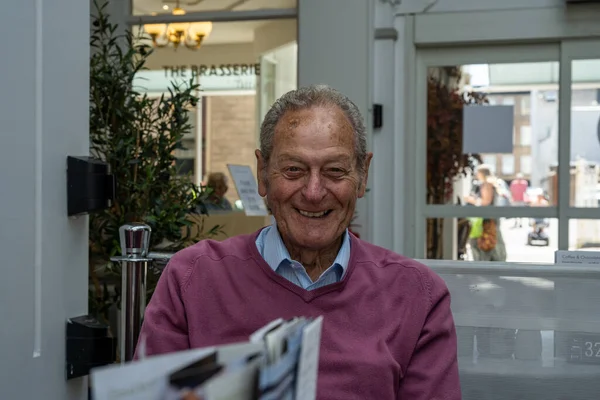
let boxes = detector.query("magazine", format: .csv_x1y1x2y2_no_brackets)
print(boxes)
91,316,323,400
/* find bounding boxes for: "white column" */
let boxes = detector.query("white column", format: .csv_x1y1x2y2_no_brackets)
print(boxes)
371,0,398,250
394,14,418,257
0,0,89,398
298,0,374,241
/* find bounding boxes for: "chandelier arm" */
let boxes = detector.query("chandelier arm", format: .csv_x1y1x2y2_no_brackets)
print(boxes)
186,33,205,50
145,2,211,50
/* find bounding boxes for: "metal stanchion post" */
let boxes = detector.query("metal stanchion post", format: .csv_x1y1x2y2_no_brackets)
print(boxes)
110,223,152,363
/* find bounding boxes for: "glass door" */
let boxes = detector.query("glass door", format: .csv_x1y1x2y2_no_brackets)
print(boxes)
413,44,563,262
561,39,600,254
412,40,600,262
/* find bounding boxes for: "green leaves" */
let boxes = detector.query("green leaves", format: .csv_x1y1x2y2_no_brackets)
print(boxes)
89,0,217,322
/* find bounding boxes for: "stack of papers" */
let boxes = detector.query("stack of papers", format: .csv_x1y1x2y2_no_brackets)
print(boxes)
91,316,323,400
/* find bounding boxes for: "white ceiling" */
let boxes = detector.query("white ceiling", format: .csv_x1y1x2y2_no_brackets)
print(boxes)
133,0,296,15
206,20,266,44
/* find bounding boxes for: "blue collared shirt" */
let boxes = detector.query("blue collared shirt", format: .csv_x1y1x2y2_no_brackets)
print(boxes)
255,224,351,291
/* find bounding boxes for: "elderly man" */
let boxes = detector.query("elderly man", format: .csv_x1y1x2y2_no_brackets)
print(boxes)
138,85,461,399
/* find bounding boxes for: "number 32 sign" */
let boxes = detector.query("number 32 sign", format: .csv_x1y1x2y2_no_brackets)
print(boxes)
570,334,600,364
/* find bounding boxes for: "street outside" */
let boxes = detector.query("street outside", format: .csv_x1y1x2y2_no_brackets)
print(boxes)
500,218,558,263
465,218,558,264
464,218,600,263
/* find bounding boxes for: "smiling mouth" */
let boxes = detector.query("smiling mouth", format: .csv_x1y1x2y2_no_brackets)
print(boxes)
296,209,332,218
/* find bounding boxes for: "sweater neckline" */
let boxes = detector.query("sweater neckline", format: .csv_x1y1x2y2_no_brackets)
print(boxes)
247,228,358,302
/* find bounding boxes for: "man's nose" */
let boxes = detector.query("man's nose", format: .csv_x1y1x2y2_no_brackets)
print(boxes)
302,172,327,202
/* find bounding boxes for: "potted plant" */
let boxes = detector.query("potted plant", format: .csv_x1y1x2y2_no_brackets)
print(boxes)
426,67,485,259
88,1,221,322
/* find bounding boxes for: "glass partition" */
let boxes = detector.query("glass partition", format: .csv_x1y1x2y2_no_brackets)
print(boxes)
424,260,600,400
570,59,600,208
132,18,297,207
425,62,560,206
427,217,559,263
415,42,600,260
569,219,600,250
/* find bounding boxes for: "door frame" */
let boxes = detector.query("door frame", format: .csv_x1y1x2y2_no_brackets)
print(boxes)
409,38,600,259
557,38,600,251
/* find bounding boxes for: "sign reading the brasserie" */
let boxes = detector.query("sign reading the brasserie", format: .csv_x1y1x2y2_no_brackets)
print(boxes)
163,63,260,78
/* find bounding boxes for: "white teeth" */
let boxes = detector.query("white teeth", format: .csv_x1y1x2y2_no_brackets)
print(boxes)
298,209,327,218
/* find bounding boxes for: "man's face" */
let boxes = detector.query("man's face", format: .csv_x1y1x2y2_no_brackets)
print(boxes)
256,105,372,251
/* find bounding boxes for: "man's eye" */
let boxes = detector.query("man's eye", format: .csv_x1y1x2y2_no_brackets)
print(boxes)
284,167,303,176
328,168,346,176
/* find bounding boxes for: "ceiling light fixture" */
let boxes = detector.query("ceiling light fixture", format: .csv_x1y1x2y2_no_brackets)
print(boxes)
144,0,212,50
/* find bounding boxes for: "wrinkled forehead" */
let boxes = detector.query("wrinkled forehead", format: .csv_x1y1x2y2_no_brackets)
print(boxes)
273,105,355,150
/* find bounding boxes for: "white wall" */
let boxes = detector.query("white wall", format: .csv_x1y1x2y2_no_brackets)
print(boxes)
411,3,600,45
397,0,563,14
0,0,89,399
298,0,374,241
254,19,297,55
273,43,298,97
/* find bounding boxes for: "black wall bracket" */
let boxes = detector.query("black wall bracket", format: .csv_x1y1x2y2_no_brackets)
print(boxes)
66,315,117,380
67,156,115,216
373,104,383,129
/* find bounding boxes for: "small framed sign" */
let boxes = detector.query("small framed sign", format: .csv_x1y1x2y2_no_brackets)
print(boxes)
568,333,600,365
227,164,269,217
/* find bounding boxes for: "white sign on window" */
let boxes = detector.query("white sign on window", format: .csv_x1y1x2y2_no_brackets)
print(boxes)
133,70,257,93
227,164,269,216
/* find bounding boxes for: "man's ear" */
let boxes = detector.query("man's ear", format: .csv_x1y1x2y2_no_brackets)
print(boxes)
358,152,373,198
255,149,268,197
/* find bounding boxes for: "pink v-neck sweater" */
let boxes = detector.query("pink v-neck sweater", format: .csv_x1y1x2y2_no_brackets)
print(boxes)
138,230,461,400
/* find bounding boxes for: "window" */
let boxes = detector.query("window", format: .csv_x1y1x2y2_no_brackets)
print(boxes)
487,96,498,105
520,125,532,146
501,154,515,175
521,96,531,115
502,97,515,106
521,155,532,175
481,154,497,170
419,45,600,265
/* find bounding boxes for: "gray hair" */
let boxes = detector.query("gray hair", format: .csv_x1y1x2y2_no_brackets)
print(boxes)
259,85,368,175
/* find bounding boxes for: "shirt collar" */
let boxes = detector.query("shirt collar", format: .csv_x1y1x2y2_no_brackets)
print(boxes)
263,223,351,275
